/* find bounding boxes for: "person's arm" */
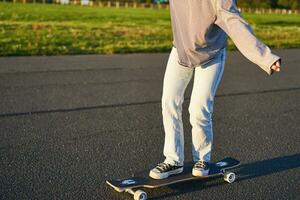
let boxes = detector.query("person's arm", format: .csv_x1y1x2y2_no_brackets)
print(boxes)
213,0,281,75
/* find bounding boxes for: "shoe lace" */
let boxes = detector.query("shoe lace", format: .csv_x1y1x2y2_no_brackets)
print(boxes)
156,162,172,171
195,161,207,169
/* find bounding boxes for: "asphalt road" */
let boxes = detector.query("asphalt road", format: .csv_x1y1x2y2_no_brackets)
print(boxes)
0,49,299,200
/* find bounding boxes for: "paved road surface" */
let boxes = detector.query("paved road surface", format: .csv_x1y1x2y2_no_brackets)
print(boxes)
0,49,299,200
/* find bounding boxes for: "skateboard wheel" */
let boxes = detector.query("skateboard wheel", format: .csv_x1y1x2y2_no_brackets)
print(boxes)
134,190,147,200
224,172,236,183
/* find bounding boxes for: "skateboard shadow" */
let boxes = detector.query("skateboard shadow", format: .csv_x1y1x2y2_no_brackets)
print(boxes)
149,153,300,200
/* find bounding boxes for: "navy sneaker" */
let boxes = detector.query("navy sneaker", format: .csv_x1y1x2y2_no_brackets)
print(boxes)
149,162,183,179
192,160,210,177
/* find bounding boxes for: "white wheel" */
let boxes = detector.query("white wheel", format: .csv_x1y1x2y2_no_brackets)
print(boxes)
224,172,236,183
134,190,147,200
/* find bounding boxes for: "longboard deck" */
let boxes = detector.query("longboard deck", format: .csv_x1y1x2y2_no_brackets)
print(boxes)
106,157,240,192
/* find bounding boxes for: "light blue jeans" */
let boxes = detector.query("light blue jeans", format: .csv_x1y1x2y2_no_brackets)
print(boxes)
162,47,226,166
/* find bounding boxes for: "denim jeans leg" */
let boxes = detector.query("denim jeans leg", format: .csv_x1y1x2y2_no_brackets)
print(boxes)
162,47,193,166
189,48,226,162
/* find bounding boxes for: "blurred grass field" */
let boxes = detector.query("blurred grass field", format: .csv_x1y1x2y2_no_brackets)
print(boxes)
0,2,300,56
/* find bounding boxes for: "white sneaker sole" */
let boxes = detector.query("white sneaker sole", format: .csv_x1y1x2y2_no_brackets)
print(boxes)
192,168,209,177
149,167,183,179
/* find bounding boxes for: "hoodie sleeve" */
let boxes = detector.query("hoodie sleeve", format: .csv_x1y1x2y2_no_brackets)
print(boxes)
213,0,281,75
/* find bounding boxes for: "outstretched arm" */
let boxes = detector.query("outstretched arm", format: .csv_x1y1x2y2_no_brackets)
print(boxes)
213,0,281,75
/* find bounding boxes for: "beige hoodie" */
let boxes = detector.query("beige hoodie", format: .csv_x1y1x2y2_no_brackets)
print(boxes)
170,0,280,75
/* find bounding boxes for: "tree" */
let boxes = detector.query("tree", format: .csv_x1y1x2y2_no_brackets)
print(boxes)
278,0,300,8
291,0,300,9
237,0,272,8
270,0,279,8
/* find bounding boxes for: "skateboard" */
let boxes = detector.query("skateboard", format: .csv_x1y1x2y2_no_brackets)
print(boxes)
106,157,240,200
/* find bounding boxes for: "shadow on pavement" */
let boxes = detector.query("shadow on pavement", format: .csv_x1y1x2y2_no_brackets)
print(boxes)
235,153,300,181
149,153,300,200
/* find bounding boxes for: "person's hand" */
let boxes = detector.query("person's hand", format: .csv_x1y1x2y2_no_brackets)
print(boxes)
270,60,281,73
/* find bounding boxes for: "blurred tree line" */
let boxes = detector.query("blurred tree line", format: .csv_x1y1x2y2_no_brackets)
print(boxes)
237,0,300,9
36,0,300,9
120,0,300,9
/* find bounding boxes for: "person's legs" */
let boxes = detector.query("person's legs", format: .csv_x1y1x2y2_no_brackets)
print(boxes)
150,46,226,179
162,47,194,166
149,46,193,179
189,48,226,165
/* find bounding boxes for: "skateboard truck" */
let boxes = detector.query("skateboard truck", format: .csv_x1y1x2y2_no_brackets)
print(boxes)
125,188,147,200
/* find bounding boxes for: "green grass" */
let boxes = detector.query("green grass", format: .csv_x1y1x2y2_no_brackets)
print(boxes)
233,13,300,49
0,2,299,56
